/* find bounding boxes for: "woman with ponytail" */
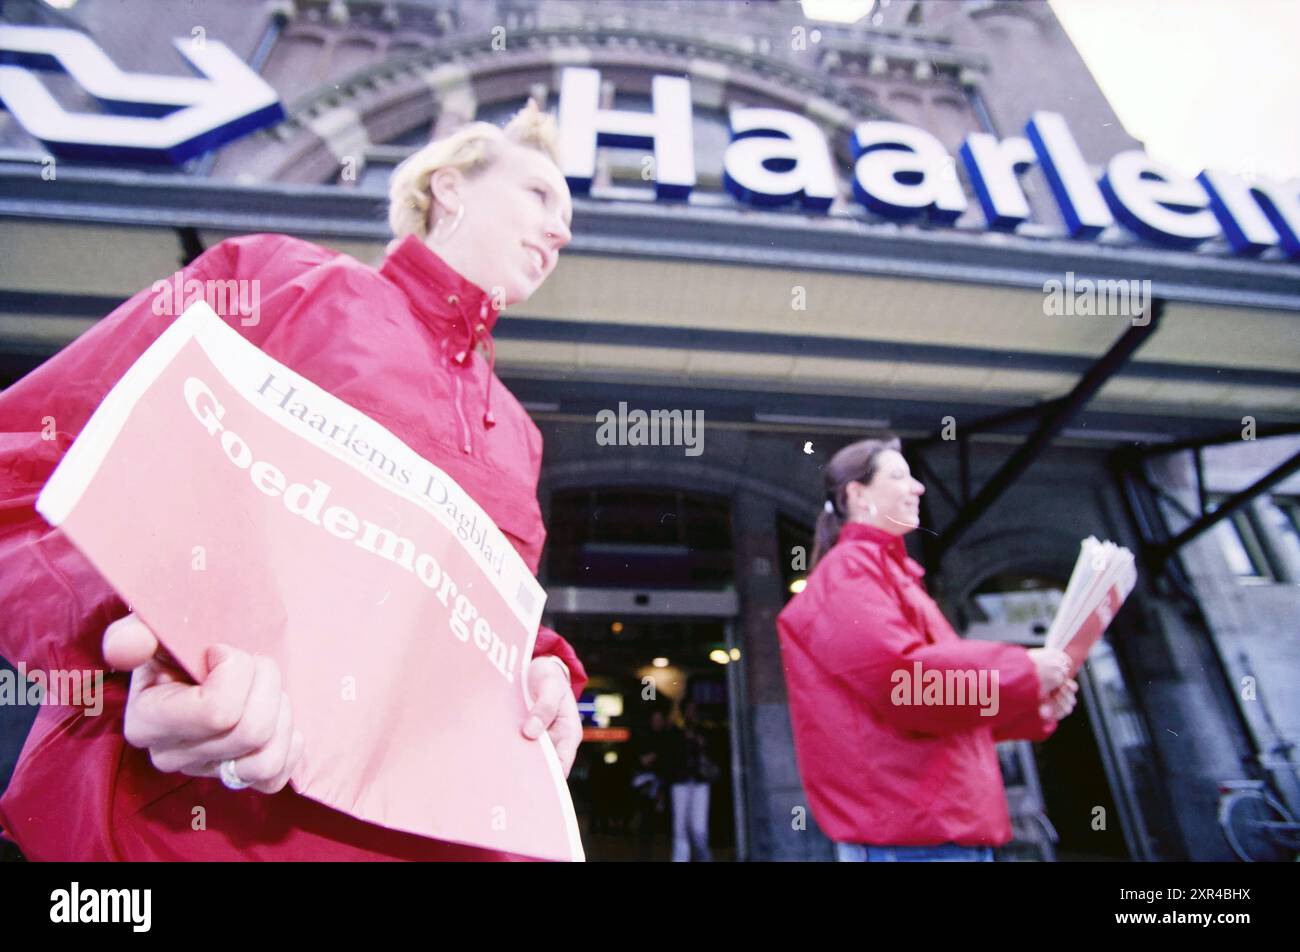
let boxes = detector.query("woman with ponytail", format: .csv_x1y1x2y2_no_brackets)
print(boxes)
777,435,1078,861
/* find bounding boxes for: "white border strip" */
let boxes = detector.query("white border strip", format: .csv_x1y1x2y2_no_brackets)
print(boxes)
37,303,209,526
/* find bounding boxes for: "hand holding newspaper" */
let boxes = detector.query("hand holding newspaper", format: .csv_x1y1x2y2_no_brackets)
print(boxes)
1044,536,1137,674
36,302,583,861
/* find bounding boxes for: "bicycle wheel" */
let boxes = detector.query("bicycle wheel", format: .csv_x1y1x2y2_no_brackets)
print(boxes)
1220,789,1296,862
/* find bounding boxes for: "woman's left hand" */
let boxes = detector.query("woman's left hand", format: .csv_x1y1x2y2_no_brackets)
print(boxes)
1039,678,1078,722
522,657,582,777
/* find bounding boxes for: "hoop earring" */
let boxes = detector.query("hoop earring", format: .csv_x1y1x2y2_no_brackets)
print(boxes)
431,203,465,244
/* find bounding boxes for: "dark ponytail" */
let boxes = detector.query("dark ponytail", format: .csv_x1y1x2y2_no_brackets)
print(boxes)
811,505,845,574
808,433,902,570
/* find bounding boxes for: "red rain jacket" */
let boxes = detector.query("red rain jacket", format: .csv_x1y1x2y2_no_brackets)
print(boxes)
776,521,1055,847
0,233,586,861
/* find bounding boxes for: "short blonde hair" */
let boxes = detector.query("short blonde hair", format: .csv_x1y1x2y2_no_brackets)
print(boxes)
387,97,561,241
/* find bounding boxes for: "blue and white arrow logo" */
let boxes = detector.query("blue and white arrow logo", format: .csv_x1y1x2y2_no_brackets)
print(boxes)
0,24,284,164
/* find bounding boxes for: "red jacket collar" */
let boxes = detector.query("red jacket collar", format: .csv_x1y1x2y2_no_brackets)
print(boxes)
379,234,501,345
837,521,926,578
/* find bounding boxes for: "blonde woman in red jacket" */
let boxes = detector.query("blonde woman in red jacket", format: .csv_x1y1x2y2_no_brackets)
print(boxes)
0,99,585,860
777,435,1078,862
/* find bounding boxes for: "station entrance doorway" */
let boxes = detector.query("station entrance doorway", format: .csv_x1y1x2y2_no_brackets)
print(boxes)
542,487,747,861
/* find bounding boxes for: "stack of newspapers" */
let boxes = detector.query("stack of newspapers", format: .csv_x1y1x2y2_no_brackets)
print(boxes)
1045,537,1137,672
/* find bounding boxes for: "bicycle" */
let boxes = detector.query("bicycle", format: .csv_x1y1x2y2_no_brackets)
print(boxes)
1216,777,1300,862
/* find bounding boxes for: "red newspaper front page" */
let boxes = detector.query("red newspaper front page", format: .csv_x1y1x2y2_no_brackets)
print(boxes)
37,301,584,862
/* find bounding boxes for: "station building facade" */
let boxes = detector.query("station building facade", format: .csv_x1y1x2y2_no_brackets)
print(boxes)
2,0,1298,860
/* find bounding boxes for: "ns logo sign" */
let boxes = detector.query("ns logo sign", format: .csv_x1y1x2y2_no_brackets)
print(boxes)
0,24,283,164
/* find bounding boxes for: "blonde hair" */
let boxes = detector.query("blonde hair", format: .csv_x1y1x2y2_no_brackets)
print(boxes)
387,97,561,241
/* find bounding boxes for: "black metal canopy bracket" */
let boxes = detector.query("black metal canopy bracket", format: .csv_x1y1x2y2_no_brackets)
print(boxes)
916,396,1063,447
1149,447,1300,572
930,299,1166,562
1136,420,1300,457
177,227,206,268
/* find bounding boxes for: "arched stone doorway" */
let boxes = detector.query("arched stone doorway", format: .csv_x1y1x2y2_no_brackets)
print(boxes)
954,529,1163,861
536,456,823,861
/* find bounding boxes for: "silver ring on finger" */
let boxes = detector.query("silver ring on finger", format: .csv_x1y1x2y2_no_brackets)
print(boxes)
219,758,252,790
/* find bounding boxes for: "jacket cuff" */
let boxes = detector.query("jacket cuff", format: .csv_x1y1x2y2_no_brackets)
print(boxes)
534,625,587,700
993,704,1058,742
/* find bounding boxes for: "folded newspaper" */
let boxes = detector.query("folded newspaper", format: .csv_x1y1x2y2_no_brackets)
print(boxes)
1045,537,1137,673
36,301,584,862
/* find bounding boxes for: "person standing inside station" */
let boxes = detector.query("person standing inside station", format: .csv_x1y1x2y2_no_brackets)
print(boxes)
665,701,720,862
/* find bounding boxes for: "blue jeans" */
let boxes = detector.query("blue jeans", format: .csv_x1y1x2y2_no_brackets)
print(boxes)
834,842,994,862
